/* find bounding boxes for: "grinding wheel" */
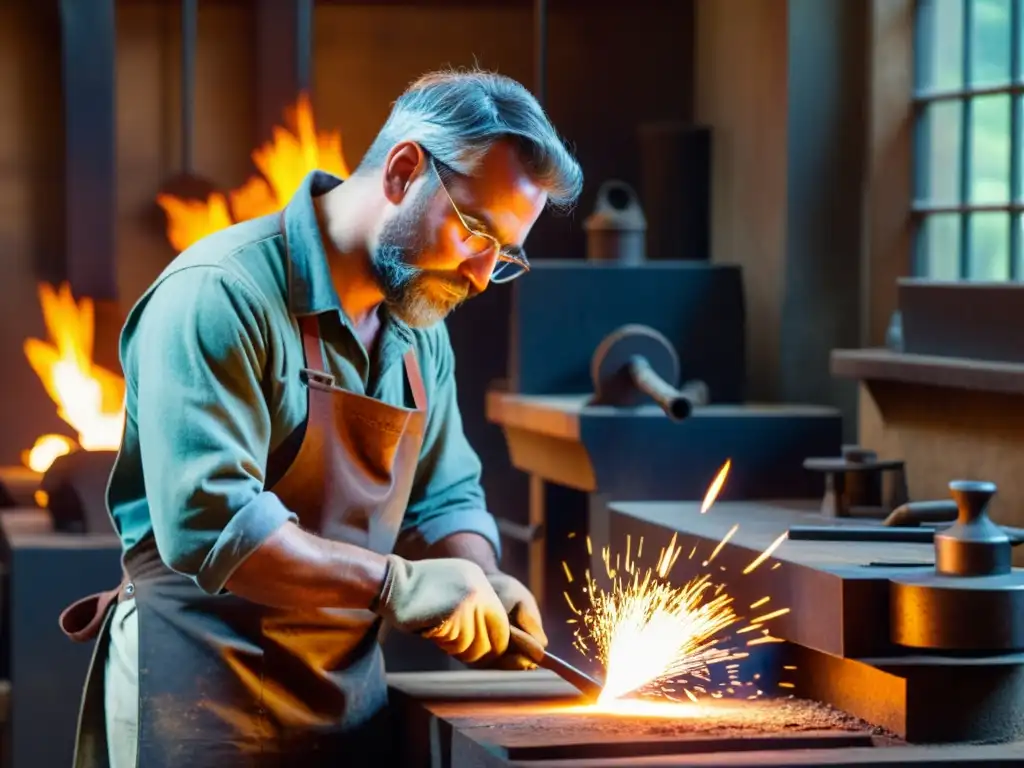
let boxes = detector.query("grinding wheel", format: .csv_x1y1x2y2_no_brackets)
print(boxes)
591,324,680,408
589,324,710,421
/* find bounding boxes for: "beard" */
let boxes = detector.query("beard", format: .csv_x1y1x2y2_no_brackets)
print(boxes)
370,187,474,328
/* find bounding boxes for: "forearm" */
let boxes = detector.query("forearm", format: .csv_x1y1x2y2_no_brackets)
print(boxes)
423,531,500,574
225,522,389,610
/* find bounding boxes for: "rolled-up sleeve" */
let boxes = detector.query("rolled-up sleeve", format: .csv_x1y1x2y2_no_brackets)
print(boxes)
400,325,501,559
132,267,296,594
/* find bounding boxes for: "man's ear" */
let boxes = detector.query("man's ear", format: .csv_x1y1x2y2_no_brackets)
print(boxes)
381,141,427,204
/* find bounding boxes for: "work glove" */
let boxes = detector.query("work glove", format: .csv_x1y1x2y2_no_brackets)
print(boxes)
374,554,510,664
475,572,548,671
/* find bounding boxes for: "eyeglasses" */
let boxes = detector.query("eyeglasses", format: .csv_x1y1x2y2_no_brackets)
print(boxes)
429,157,530,284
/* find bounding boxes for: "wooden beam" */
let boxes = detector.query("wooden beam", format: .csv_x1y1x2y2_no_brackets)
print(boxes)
861,0,915,348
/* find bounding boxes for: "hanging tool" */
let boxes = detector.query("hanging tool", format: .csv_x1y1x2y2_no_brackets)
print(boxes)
155,0,217,208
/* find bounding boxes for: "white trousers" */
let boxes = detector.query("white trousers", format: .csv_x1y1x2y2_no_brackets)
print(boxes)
103,600,139,768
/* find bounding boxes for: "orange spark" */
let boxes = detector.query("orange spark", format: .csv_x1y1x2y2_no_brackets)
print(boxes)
742,532,788,575
700,459,731,513
706,523,739,564
750,607,790,624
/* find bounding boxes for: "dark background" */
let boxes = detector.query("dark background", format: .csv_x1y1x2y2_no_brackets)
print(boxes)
0,0,870,580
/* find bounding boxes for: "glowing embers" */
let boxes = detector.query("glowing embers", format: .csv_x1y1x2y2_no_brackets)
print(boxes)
564,460,795,706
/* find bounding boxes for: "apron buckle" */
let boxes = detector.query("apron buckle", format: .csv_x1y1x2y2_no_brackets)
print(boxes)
301,368,336,389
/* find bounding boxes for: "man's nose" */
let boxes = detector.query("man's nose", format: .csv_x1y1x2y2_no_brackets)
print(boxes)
460,250,498,294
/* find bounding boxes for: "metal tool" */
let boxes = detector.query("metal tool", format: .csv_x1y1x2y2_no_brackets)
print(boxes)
509,627,603,702
790,480,1024,652
802,445,908,518
583,180,647,264
588,324,709,421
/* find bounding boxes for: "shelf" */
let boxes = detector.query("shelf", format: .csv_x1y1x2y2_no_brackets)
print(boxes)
831,348,1024,396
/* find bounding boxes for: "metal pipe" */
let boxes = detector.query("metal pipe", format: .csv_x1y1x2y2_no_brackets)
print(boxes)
295,0,313,94
788,524,1024,546
533,0,548,107
59,0,118,300
180,0,197,174
628,356,708,422
255,0,314,144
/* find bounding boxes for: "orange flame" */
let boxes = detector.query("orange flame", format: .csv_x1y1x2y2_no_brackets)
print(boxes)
22,283,126,473
157,93,350,253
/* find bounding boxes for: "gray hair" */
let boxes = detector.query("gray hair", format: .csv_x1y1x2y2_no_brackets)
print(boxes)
356,68,583,212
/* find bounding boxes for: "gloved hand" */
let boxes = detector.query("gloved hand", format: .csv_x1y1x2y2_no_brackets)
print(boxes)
374,554,510,664
475,572,547,670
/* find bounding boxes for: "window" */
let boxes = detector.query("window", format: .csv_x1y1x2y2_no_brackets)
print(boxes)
913,0,1021,280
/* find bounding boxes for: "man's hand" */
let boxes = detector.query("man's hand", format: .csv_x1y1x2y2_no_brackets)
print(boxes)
478,572,547,670
374,554,510,664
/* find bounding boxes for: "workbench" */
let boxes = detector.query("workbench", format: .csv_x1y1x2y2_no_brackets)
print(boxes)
387,669,1024,766
589,498,1024,745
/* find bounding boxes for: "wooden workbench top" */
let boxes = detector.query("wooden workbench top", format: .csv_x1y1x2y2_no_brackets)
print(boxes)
485,392,838,441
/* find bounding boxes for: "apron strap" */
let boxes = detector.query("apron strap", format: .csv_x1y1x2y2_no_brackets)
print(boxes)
298,306,426,413
299,315,328,374
59,572,130,643
403,350,427,412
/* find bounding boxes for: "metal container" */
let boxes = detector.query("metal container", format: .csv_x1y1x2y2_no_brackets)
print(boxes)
583,180,647,264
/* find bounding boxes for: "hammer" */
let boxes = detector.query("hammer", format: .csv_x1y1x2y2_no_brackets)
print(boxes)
588,324,709,421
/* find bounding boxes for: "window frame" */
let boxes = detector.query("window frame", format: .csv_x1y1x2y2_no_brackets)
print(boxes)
911,0,1024,280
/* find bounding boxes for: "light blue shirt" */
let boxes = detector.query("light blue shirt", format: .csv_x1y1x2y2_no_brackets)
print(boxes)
106,171,501,595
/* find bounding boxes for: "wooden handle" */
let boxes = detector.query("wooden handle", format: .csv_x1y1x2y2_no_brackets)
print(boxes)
508,626,546,664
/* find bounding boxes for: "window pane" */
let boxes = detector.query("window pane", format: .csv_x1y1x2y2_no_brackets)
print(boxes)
1016,214,1024,276
970,94,1011,203
968,212,1011,279
918,214,963,278
1016,95,1024,200
916,101,963,204
971,0,1012,87
1017,0,1024,81
916,0,965,91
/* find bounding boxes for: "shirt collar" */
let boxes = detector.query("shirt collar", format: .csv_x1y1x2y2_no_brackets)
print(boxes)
282,170,345,317
281,170,415,346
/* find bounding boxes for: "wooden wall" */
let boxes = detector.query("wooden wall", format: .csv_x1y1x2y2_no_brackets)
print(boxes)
695,0,868,437
0,0,694,465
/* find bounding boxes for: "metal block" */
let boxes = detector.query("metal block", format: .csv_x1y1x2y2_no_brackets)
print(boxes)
488,394,841,501
388,670,889,768
598,498,1024,744
0,513,121,768
900,279,1024,364
508,262,746,402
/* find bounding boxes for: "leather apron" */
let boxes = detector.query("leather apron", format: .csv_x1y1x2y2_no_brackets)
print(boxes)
58,232,429,766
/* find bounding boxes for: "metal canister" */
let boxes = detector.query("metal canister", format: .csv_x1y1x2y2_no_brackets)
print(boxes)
583,180,647,265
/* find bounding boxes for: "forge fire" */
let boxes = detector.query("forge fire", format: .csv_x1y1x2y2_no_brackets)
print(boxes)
21,283,125,475
158,93,349,254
